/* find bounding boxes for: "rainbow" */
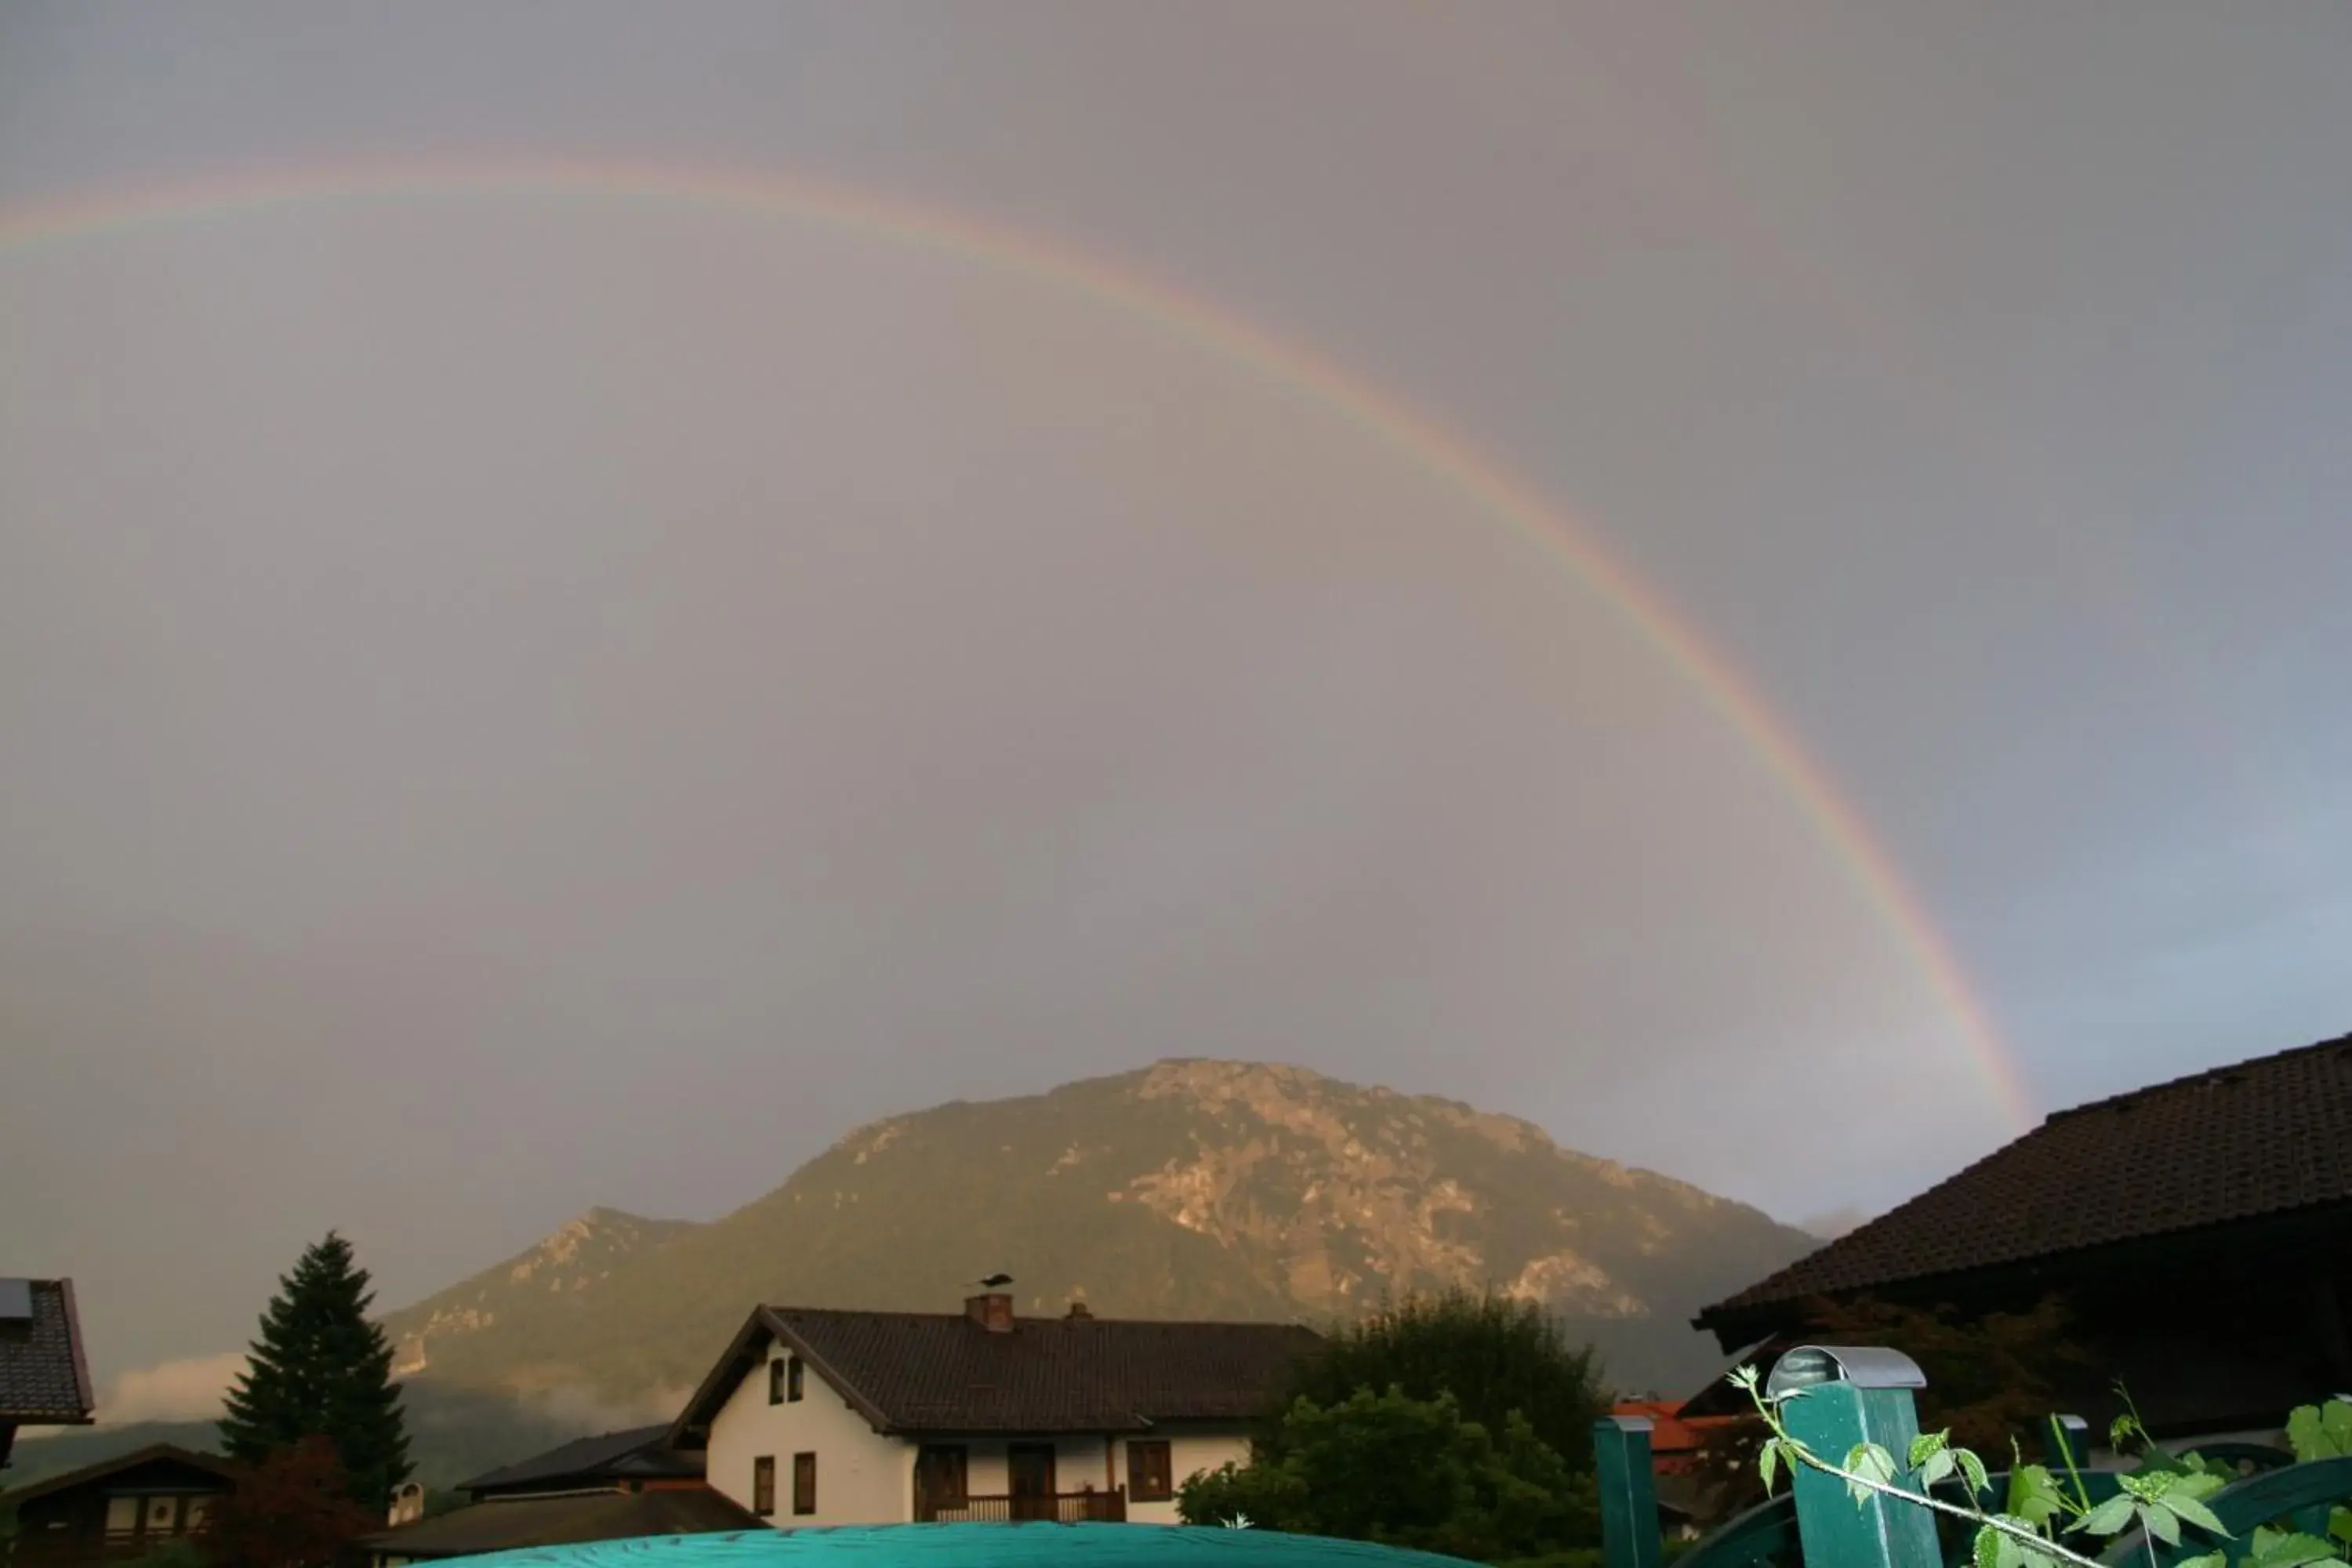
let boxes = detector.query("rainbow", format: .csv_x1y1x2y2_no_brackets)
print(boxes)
0,157,2036,1130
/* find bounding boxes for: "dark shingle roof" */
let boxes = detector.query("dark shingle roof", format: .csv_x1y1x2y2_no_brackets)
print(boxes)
677,1306,1322,1439
462,1425,701,1495
1699,1032,2352,1328
0,1444,237,1506
358,1488,760,1559
0,1280,96,1425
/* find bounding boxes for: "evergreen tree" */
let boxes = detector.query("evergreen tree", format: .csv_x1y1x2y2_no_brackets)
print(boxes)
219,1232,412,1512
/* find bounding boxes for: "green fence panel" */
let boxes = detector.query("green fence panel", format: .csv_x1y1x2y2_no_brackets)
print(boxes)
2100,1454,2352,1568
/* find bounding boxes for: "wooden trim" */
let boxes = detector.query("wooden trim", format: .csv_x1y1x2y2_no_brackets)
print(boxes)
58,1279,97,1418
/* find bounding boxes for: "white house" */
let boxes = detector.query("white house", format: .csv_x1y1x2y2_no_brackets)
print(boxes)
666,1291,1322,1528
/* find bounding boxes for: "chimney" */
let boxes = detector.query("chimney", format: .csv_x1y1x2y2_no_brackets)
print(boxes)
1065,1300,1092,1321
964,1293,1015,1333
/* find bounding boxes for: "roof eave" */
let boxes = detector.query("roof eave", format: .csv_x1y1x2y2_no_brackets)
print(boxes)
666,1307,895,1447
58,1279,96,1419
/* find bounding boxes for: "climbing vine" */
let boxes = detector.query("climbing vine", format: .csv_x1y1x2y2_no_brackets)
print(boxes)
1730,1367,2352,1568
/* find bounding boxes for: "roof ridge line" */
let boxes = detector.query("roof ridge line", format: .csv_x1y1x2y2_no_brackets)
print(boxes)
2045,1029,2352,1122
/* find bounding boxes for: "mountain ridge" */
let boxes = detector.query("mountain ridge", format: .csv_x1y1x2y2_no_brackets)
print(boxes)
379,1058,1815,1401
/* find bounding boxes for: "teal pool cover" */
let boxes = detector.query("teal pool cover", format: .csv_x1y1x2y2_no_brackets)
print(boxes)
430,1524,1481,1568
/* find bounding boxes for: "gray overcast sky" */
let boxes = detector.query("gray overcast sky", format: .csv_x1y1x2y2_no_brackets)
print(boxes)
4,2,2350,1390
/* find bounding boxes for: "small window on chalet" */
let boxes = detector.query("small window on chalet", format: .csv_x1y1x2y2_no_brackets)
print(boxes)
786,1355,804,1402
752,1455,776,1517
1127,1439,1174,1503
793,1451,817,1516
768,1359,785,1404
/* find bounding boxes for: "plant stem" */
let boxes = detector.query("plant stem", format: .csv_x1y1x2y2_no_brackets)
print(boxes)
1767,1437,2108,1568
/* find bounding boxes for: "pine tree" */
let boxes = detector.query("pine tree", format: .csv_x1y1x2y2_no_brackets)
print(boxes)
219,1232,413,1512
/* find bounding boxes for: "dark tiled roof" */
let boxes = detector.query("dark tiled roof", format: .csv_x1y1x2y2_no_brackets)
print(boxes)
1700,1032,2352,1327
0,1280,96,1425
358,1487,760,1559
679,1306,1322,1438
463,1425,702,1495
0,1444,237,1506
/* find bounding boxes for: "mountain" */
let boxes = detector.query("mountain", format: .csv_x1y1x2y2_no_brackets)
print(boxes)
379,1060,1815,1405
387,1207,699,1389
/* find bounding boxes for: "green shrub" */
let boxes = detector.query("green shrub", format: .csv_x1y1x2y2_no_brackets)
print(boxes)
1178,1383,1598,1561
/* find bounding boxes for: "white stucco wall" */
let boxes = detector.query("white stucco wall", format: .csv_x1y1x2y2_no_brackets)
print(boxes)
706,1344,913,1527
1116,1428,1254,1524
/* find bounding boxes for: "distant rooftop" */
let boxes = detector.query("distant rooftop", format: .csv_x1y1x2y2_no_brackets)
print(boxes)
459,1424,700,1495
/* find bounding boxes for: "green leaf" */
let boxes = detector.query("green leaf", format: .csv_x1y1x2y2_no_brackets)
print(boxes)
1912,1430,1951,1468
2326,1506,2352,1548
2144,1504,2182,1547
2171,1471,2227,1501
2175,1553,2228,1568
2286,1399,2352,1462
1955,1446,1991,1499
2161,1492,2230,1537
1759,1440,1780,1495
1974,1524,2004,1568
2247,1532,2343,1568
2078,1494,2139,1537
1922,1449,1955,1489
1845,1442,1896,1507
1992,1523,2068,1568
2008,1463,2065,1530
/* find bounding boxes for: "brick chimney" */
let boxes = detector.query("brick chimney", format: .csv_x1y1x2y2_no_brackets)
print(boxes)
964,1292,1015,1332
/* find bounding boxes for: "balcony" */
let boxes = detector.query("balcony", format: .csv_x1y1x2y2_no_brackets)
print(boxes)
916,1488,1128,1524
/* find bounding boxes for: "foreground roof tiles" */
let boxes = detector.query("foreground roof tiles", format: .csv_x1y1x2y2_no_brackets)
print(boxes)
1700,1031,2352,1325
0,1279,96,1425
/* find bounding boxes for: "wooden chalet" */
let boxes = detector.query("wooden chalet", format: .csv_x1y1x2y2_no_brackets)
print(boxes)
1693,1029,2352,1442
1,1445,236,1568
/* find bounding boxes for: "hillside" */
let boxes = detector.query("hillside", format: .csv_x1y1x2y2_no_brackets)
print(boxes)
387,1207,698,1389
380,1060,1815,1403
0,1381,606,1495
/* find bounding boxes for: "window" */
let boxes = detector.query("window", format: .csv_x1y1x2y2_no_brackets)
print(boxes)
793,1452,817,1516
1127,1439,1174,1503
786,1355,804,1403
768,1359,784,1404
752,1455,776,1517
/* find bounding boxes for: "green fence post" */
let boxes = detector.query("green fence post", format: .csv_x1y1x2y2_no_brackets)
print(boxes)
1769,1345,1940,1568
1596,1414,1664,1568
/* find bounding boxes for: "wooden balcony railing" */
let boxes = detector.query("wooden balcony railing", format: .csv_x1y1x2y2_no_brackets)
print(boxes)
916,1488,1127,1524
